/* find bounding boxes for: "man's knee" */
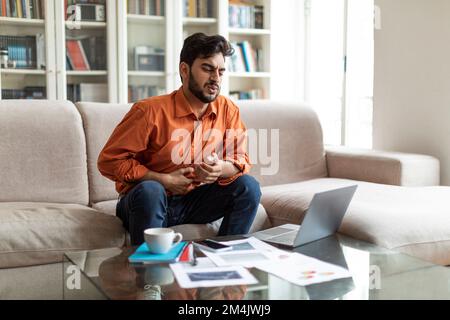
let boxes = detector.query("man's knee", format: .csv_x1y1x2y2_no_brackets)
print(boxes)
131,180,166,203
233,175,262,203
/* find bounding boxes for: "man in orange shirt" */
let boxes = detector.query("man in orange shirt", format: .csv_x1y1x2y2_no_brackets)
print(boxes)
98,33,261,245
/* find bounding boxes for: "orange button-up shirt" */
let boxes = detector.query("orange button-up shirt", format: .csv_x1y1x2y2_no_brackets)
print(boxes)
98,87,251,195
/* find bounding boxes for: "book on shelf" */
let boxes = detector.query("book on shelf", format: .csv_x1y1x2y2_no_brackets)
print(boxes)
0,34,43,69
228,42,246,73
66,40,89,71
128,241,188,264
79,36,106,70
1,86,46,99
229,1,263,29
183,0,214,18
128,85,165,102
127,0,165,16
230,88,265,100
228,41,262,73
66,36,106,71
0,0,45,19
67,83,108,102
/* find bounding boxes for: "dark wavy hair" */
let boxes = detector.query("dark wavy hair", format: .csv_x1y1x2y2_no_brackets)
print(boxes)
180,33,234,69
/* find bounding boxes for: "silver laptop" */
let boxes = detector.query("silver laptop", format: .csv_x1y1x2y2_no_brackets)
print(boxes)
252,185,357,247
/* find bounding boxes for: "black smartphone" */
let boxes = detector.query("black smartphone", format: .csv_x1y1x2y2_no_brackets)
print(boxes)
194,239,232,252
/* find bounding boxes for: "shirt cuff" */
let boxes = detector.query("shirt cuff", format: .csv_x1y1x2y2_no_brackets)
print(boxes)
217,157,250,186
123,164,150,183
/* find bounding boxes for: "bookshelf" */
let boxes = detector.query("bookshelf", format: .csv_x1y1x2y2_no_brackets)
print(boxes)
56,0,116,103
0,0,55,100
225,0,272,100
1,0,272,102
118,0,168,103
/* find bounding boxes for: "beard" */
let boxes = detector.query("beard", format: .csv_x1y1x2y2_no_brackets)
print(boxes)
188,71,220,103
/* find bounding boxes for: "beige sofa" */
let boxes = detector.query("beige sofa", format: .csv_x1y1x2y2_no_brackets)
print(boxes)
0,99,449,268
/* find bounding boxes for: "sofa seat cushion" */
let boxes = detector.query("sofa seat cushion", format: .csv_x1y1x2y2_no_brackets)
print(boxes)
261,178,450,265
92,200,118,216
93,200,271,241
0,203,126,268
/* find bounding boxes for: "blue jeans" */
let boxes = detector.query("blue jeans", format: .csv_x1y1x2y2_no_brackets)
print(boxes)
116,175,262,245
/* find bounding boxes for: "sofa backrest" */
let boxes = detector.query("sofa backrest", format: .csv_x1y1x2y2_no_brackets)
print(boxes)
238,100,327,186
0,100,89,205
75,102,132,204
78,99,327,204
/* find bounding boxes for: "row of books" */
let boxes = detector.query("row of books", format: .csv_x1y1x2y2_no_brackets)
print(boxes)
1,86,46,99
128,85,165,102
67,83,108,102
229,1,263,29
66,36,106,71
128,0,165,16
228,41,263,73
0,0,45,19
0,34,45,69
230,88,265,100
183,0,214,18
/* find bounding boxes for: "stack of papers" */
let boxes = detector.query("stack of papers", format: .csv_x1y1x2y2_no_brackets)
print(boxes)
168,237,352,289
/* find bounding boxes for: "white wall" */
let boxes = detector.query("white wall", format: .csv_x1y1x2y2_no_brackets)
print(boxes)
373,0,450,185
270,0,305,102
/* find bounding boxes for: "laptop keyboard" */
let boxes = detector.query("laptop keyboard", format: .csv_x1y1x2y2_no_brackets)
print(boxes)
271,231,297,243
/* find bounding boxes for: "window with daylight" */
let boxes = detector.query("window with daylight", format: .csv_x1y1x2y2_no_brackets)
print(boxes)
306,0,374,148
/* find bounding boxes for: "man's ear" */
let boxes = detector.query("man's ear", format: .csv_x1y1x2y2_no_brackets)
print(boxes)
179,62,189,83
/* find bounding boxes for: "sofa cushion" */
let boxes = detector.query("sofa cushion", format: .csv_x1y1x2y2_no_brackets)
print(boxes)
238,100,328,187
93,200,271,241
261,178,450,265
0,202,126,268
92,200,118,216
75,102,132,204
0,100,89,205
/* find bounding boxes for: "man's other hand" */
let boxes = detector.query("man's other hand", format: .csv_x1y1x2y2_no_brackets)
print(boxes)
161,167,195,195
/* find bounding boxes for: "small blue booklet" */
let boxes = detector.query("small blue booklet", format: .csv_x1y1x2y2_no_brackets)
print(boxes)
128,241,188,264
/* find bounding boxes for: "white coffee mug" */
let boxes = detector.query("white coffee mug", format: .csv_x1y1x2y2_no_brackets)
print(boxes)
144,228,183,254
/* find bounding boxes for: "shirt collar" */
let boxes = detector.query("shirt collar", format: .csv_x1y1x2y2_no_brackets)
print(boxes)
175,87,217,119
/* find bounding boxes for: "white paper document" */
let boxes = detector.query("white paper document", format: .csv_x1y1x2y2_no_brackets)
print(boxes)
198,237,352,286
170,258,258,289
200,237,292,268
254,252,352,286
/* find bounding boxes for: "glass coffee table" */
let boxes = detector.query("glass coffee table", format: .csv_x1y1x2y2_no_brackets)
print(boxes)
62,234,450,300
